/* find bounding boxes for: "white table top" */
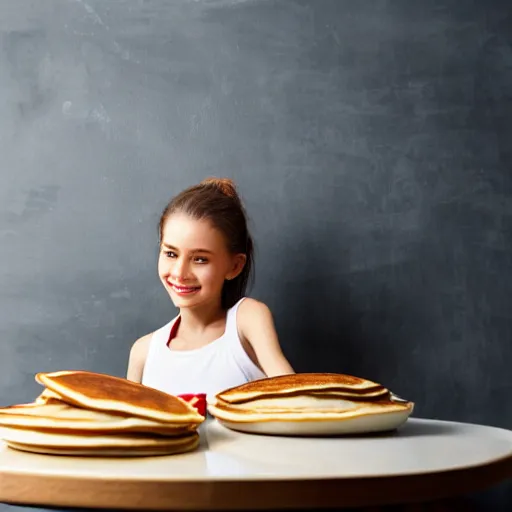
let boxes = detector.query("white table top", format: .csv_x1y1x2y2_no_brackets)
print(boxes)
1,417,512,510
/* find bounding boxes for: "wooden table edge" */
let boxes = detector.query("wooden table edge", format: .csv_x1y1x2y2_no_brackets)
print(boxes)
1,453,512,510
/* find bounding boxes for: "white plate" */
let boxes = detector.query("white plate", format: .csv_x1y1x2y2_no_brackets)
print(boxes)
214,408,413,436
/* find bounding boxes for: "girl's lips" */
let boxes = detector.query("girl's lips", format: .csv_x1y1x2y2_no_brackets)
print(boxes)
168,282,201,295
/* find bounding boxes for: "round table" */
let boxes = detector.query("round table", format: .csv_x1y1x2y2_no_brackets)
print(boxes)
0,417,511,510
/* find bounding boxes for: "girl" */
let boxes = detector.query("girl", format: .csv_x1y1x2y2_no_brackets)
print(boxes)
127,177,294,402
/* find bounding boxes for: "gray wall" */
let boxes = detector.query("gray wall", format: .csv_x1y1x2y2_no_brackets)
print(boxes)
1,0,511,510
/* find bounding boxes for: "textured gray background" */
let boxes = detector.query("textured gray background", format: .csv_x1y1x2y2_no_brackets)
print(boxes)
1,0,511,510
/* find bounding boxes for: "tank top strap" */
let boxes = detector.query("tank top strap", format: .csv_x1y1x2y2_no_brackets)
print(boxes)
225,297,247,337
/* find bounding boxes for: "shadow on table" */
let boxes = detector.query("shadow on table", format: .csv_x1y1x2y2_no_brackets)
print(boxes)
389,420,461,439
207,419,459,443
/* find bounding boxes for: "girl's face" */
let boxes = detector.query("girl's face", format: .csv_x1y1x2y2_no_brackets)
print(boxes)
158,213,246,310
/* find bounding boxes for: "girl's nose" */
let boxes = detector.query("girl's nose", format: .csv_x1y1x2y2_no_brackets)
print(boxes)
171,259,191,281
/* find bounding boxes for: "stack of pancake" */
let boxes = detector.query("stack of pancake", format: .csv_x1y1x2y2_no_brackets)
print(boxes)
0,370,204,456
207,373,414,436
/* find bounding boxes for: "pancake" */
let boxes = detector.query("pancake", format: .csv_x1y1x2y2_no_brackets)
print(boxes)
0,402,195,435
35,388,63,404
0,370,205,456
208,395,413,422
0,426,199,448
35,370,204,425
207,373,414,435
1,427,199,457
216,373,389,403
5,440,199,457
0,401,122,420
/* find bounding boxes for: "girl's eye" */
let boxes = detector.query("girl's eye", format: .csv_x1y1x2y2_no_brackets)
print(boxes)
165,251,177,258
195,257,208,264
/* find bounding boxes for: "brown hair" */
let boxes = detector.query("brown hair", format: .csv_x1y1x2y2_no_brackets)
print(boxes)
158,177,254,309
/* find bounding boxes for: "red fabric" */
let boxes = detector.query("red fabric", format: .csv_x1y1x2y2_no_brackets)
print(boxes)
166,316,181,347
178,393,207,417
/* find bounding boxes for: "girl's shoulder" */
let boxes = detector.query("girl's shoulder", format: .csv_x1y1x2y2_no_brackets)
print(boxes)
126,318,178,382
129,331,154,362
236,297,295,376
237,296,272,317
237,297,275,333
126,331,154,382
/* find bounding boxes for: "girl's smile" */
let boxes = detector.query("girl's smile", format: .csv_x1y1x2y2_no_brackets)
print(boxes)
168,282,201,296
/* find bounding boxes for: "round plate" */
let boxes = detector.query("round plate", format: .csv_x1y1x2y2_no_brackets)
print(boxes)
213,408,413,436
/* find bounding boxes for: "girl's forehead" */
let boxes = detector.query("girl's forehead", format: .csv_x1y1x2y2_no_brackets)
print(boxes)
161,214,225,249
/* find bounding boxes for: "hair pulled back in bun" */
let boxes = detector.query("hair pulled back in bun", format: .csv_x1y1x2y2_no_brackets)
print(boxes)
199,177,238,199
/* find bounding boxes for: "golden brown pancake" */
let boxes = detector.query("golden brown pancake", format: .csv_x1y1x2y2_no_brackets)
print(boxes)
34,388,62,404
5,440,199,457
0,401,196,435
208,393,413,423
35,370,204,425
216,373,389,404
207,373,414,434
0,370,204,457
0,401,120,420
2,428,200,457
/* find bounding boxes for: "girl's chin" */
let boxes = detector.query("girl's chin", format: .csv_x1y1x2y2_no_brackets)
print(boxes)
167,293,222,311
168,290,202,307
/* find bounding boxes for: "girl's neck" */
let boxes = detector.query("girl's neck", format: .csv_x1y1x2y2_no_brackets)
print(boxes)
177,301,226,333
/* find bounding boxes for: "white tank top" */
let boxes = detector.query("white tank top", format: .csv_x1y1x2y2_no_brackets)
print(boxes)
141,297,266,398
